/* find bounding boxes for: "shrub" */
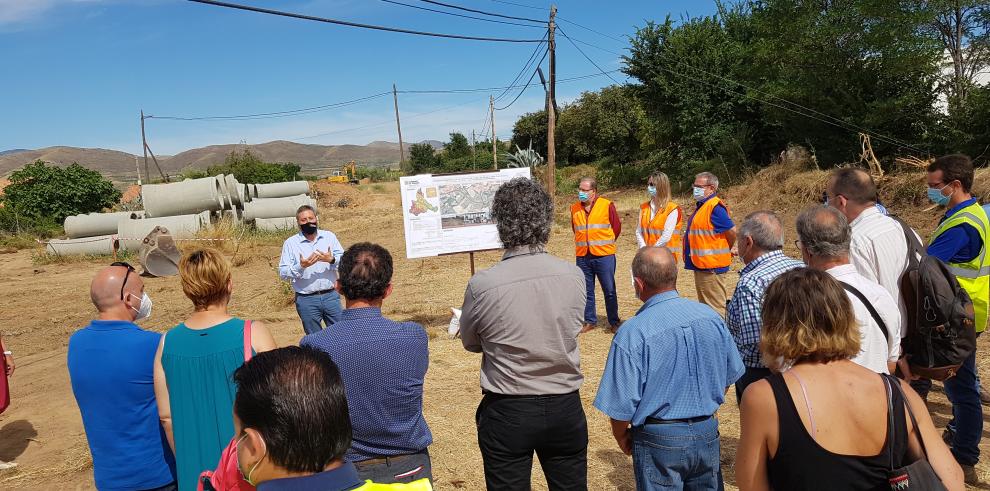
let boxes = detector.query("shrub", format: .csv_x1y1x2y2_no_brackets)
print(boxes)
1,160,120,225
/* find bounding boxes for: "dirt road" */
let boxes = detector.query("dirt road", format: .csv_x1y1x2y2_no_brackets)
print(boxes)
0,182,987,489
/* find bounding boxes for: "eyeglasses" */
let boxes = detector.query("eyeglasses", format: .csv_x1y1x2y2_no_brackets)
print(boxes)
793,239,803,250
111,261,135,301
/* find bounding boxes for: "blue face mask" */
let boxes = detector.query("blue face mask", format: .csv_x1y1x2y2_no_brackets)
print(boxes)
578,191,590,202
927,185,952,206
647,185,657,197
692,186,707,201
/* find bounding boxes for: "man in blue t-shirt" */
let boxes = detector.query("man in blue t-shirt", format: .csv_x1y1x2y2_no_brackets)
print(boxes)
68,263,176,491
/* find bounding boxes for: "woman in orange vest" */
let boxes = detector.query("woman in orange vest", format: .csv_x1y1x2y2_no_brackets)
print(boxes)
637,171,683,261
572,177,622,333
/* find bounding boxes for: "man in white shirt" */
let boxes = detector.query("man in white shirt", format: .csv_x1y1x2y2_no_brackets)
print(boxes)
796,205,901,373
278,205,345,335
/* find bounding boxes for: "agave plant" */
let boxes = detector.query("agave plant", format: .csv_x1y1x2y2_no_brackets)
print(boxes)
506,141,544,168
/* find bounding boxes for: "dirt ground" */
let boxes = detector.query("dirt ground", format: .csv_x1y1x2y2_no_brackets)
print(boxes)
1,179,990,490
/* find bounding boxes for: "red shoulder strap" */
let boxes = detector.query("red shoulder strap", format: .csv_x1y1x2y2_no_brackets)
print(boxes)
243,320,253,362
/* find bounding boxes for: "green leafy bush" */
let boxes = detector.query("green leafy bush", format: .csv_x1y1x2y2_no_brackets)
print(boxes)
1,160,120,225
206,150,302,184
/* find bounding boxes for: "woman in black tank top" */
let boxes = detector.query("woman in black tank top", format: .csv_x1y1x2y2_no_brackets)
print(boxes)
733,269,963,491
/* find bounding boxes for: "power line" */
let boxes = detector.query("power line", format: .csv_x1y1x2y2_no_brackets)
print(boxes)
557,15,626,44
489,0,546,11
146,92,392,121
417,0,544,24
493,32,548,102
557,26,622,85
378,0,544,28
186,0,544,43
495,48,548,110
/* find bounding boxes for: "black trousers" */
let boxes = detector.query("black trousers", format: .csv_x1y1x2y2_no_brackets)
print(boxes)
735,366,773,404
476,391,588,491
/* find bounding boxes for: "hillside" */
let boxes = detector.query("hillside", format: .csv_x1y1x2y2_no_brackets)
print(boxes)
0,139,445,179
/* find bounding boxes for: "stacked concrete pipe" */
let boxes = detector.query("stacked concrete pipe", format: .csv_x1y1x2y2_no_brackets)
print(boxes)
142,176,225,218
117,211,211,252
255,181,310,199
242,194,316,221
46,235,118,256
254,217,299,232
64,211,144,239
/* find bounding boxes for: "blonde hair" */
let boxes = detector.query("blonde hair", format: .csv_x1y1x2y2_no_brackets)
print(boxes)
179,248,232,310
648,171,672,209
760,268,860,370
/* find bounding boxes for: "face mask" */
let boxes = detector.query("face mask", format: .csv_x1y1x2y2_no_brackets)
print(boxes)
236,433,266,486
127,292,152,321
647,185,657,197
578,191,590,202
300,222,318,235
927,185,951,206
692,186,707,200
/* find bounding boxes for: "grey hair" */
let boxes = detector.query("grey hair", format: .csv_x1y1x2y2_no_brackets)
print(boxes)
796,206,850,258
491,177,553,250
739,211,785,251
696,171,719,189
296,204,317,217
632,247,678,290
579,177,597,191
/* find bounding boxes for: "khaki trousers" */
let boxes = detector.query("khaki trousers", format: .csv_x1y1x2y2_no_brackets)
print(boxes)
693,270,728,318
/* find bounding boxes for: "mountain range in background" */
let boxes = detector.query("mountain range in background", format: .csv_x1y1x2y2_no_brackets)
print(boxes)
0,140,445,181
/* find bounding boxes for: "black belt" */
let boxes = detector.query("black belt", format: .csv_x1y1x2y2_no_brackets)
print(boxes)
296,288,334,297
644,414,713,425
354,449,428,467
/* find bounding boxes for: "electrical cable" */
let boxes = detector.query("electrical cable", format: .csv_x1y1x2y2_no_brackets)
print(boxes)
186,0,544,42
489,0,546,11
495,49,547,110
557,15,626,44
556,26,622,85
416,0,545,24
379,0,544,28
146,92,392,121
493,33,548,102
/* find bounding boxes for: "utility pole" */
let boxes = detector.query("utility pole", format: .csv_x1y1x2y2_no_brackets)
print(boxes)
547,5,557,197
490,95,497,169
134,156,142,186
393,84,405,172
140,110,149,184
471,129,477,169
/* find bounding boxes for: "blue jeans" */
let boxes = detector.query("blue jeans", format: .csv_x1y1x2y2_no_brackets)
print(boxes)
576,254,620,326
944,346,983,466
295,290,342,335
632,416,723,491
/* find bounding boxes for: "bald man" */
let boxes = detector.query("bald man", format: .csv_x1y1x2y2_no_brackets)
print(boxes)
594,247,743,490
68,263,176,491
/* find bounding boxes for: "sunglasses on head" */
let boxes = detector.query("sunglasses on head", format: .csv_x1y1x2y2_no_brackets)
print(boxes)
111,261,135,301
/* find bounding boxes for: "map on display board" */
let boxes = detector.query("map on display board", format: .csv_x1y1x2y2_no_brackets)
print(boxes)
400,167,532,259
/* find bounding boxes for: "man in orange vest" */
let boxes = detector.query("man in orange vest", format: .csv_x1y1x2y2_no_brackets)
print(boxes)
572,177,622,333
684,172,736,317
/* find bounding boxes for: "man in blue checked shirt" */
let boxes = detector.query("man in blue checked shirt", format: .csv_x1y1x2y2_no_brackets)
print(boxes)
279,204,346,335
594,246,743,491
725,211,803,403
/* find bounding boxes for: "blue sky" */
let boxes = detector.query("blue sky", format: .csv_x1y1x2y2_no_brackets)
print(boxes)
0,0,716,155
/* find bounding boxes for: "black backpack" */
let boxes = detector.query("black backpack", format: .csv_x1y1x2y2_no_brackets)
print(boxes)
891,215,976,380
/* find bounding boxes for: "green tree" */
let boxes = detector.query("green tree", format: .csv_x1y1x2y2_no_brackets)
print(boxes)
557,85,645,165
1,160,121,223
443,132,472,160
409,143,438,174
206,150,301,184
510,110,548,158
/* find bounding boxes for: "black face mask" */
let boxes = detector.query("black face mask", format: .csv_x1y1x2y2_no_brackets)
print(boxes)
300,222,318,235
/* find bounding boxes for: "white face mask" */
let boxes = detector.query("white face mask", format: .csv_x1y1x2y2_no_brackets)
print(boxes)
236,432,266,486
127,292,153,321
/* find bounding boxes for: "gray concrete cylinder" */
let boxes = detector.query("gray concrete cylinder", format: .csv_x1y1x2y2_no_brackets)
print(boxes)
117,211,210,252
224,175,243,206
142,176,223,218
64,211,144,239
242,195,316,221
255,181,309,198
254,217,298,232
46,235,118,256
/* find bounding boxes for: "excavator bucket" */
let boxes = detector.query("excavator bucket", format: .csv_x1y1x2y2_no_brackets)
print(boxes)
139,226,182,277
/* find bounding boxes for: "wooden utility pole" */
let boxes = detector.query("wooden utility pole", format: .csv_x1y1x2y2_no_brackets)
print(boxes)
490,95,497,169
546,5,557,197
140,110,149,184
471,129,477,169
393,84,406,172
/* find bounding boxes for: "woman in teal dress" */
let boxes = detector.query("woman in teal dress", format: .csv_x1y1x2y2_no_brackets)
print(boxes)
153,249,276,491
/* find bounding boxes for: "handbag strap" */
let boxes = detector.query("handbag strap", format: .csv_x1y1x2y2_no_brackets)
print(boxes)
839,281,891,342
886,373,931,460
883,374,896,471
243,320,253,362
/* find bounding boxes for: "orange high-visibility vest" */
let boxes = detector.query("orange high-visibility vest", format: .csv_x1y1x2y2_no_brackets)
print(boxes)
639,200,683,261
686,196,732,269
572,197,617,256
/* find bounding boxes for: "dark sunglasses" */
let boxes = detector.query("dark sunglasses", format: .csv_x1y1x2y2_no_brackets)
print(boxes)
111,261,135,301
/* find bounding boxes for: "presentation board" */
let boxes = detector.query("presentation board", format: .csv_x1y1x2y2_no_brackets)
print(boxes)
400,167,532,259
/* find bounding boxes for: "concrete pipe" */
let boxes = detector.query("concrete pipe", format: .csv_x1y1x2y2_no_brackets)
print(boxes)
142,176,223,218
46,235,118,256
64,211,144,239
254,217,298,232
117,211,210,252
249,184,259,199
224,175,243,207
255,181,310,199
242,194,316,221
215,173,231,210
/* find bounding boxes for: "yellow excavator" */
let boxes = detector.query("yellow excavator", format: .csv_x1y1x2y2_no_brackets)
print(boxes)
327,161,358,184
